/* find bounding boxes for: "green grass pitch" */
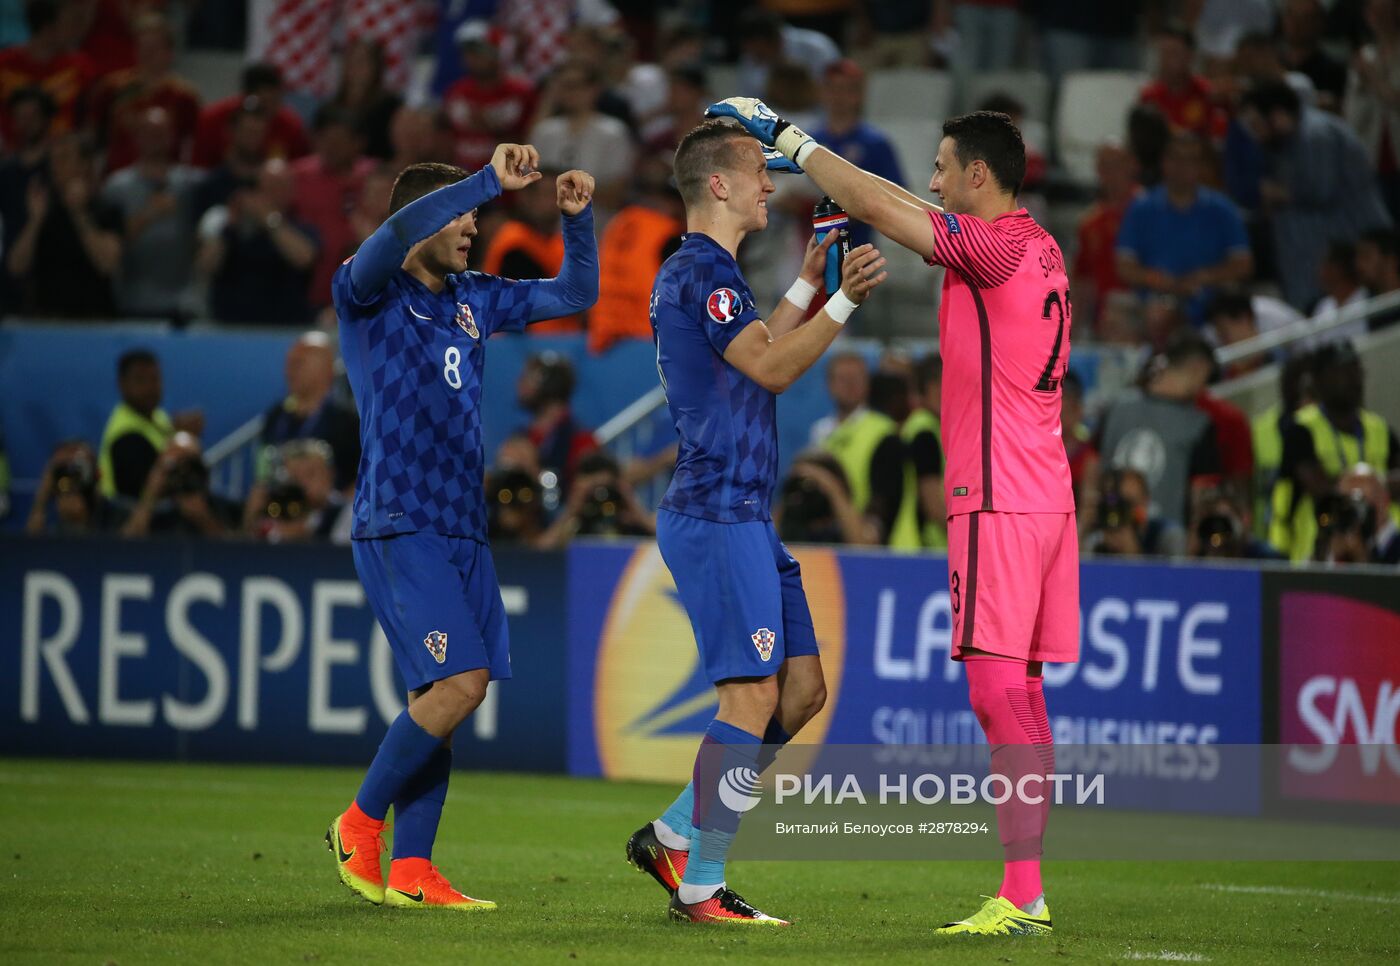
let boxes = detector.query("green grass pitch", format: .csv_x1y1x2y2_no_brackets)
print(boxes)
2,759,1397,965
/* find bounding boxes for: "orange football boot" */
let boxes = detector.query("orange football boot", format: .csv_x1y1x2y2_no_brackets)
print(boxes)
384,860,498,912
326,808,387,904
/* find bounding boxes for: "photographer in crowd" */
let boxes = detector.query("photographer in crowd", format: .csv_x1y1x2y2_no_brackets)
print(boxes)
536,449,653,548
1086,467,1186,557
775,451,878,546
25,440,124,534
120,432,240,538
249,438,350,544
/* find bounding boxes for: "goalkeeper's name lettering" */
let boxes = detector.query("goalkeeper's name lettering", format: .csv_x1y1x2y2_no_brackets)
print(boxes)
772,772,1105,805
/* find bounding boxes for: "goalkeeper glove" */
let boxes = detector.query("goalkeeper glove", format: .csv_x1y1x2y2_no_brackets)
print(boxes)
705,97,819,168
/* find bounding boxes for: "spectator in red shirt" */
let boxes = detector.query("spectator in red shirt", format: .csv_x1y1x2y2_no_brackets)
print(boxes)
443,19,536,173
290,104,375,310
191,62,309,169
0,0,97,142
1139,23,1228,144
1073,142,1140,332
88,10,199,172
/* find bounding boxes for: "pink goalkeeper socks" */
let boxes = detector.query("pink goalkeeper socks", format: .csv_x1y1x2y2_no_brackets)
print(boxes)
965,655,1052,907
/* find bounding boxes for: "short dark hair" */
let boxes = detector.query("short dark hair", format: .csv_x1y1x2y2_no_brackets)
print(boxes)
673,119,751,208
1358,227,1399,260
668,63,706,92
1235,30,1277,54
389,162,468,215
313,103,360,135
1163,332,1216,370
941,111,1026,196
868,371,909,415
1324,240,1359,279
1206,287,1253,321
7,84,55,119
1242,80,1301,117
913,354,942,395
241,62,283,95
1156,21,1196,49
24,0,58,33
737,10,783,43
117,348,158,379
1061,368,1084,399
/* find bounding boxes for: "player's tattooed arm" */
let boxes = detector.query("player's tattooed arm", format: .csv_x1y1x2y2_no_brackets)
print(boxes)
767,232,836,338
723,244,887,393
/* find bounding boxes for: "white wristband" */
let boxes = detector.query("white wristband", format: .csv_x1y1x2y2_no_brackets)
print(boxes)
823,288,859,325
775,124,817,165
783,277,817,311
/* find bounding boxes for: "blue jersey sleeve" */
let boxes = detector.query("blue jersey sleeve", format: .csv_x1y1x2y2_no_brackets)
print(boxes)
472,206,600,336
695,264,761,355
345,164,504,308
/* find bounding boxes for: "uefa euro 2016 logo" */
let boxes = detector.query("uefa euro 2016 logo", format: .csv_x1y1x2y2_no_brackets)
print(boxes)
706,287,741,324
423,630,448,665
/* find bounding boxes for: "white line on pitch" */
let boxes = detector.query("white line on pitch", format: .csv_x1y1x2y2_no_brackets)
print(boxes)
1122,953,1210,963
1202,884,1400,905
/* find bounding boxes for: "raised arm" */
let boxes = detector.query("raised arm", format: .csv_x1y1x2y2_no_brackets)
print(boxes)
707,98,938,259
350,143,544,300
350,164,504,300
723,244,887,394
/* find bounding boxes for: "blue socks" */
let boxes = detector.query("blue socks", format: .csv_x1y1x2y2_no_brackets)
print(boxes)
354,710,443,821
658,717,792,848
679,719,763,900
391,745,452,860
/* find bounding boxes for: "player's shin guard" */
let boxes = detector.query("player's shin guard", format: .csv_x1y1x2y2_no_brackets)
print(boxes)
1025,672,1054,842
965,656,1046,908
679,719,763,902
354,710,443,821
392,745,451,860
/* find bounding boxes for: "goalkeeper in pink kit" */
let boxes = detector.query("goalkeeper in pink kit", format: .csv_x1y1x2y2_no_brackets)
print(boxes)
708,99,1077,936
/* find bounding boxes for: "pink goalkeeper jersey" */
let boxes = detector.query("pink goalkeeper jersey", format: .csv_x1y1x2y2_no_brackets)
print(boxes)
927,208,1075,516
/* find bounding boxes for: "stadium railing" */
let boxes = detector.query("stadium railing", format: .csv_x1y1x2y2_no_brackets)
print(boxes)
1214,289,1400,427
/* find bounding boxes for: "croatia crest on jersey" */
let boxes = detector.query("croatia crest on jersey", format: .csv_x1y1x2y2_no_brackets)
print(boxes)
706,287,742,324
424,630,448,664
455,302,479,339
751,627,776,662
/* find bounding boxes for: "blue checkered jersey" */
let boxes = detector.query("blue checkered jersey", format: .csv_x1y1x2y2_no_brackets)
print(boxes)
335,165,597,540
651,232,777,523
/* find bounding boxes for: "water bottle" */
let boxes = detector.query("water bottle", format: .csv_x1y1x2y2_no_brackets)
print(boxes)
811,196,850,294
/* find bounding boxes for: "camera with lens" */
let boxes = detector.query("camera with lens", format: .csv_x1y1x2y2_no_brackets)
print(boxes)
262,479,309,522
778,473,839,544
487,469,542,540
51,452,97,498
164,456,210,497
1315,490,1376,542
576,481,627,536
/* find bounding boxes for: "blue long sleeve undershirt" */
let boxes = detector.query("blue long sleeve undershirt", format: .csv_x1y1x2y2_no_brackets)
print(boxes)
349,164,599,320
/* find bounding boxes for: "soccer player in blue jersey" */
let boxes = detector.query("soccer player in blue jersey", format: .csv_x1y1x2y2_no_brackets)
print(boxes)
624,119,887,925
325,143,598,911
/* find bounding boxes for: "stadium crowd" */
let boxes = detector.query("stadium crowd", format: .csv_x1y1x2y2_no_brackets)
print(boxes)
4,0,1400,566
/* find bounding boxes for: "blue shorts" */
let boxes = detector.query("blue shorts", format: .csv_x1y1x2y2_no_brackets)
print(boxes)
352,531,512,692
656,509,820,684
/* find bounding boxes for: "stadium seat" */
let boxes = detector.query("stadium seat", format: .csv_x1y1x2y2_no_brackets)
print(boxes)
1055,70,1148,184
867,68,954,124
176,50,246,103
960,70,1052,124
880,118,941,192
706,64,741,100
